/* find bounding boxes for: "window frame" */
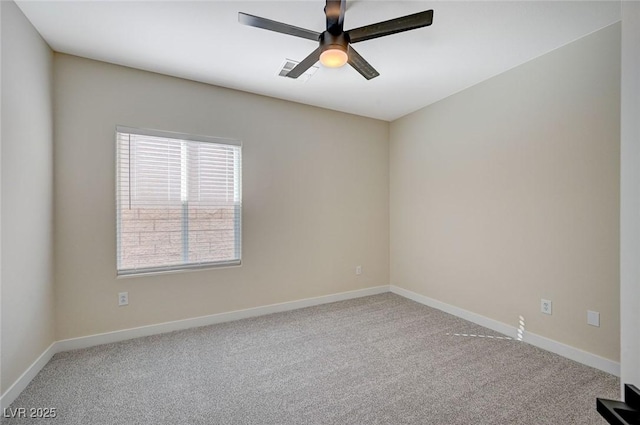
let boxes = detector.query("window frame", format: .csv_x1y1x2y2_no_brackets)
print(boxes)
115,125,242,277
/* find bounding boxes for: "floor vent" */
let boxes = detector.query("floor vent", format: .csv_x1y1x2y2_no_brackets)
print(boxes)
278,59,318,82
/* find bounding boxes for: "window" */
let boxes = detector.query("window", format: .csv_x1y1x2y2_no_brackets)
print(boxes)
116,126,241,275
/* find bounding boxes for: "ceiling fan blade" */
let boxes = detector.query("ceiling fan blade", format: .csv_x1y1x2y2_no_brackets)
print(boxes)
347,10,433,44
238,12,321,41
347,46,380,80
286,47,322,79
325,0,346,35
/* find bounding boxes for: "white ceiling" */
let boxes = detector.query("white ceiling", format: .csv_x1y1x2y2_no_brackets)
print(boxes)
17,0,621,121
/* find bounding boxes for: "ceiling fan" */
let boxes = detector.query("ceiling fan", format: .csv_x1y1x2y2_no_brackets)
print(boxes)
238,0,434,80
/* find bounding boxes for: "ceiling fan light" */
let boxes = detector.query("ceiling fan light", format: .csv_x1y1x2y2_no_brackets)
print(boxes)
319,48,348,68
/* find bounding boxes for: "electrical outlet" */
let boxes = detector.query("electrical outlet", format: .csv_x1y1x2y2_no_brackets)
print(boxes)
587,310,600,327
118,292,129,307
541,299,552,315
355,266,362,275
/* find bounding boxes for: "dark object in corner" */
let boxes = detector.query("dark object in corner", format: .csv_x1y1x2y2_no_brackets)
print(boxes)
598,384,640,425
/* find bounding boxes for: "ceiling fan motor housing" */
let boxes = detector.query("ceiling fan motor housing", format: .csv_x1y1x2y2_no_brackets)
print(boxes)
320,32,349,55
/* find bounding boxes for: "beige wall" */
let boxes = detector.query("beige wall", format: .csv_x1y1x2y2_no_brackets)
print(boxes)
390,23,621,361
53,54,389,340
1,1,55,393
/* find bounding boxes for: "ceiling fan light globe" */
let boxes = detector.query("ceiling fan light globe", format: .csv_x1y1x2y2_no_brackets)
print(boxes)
320,48,348,68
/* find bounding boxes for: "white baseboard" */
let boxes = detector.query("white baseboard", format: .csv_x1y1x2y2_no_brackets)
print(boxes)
390,285,620,377
56,285,390,352
522,330,620,377
0,342,57,410
1,285,389,408
390,285,517,338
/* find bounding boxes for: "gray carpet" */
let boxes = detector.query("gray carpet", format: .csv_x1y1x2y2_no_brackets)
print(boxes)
4,293,618,424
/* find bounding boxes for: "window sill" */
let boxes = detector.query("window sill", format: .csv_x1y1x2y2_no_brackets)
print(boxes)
116,260,242,279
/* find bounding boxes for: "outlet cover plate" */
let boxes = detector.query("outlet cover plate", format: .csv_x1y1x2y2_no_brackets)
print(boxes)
118,292,129,307
541,299,552,315
587,310,600,327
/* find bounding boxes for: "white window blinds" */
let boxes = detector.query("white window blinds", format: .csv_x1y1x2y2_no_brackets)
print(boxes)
116,126,242,275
